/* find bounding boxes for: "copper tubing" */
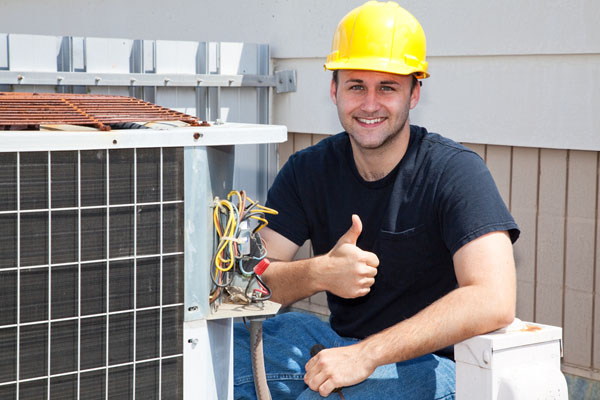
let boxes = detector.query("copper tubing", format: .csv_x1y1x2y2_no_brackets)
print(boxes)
250,319,272,400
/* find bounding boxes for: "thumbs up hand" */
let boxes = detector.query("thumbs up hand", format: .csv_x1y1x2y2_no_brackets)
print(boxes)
337,213,363,246
320,215,379,299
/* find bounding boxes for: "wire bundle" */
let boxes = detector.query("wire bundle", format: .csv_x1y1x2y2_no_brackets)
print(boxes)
209,190,278,305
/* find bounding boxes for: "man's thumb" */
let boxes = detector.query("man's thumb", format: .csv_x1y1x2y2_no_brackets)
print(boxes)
339,214,362,245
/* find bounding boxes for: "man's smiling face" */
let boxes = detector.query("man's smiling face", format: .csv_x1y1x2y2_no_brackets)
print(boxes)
331,69,420,151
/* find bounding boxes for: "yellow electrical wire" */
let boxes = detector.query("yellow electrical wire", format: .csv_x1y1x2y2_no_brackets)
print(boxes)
213,199,238,274
248,215,269,232
210,191,279,303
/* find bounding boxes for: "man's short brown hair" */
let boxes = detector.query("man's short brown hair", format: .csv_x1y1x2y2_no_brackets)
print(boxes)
332,70,420,91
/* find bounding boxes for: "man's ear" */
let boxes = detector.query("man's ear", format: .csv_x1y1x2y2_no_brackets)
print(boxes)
409,80,421,110
330,78,338,105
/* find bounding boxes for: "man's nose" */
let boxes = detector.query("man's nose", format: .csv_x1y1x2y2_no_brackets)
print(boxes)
360,90,380,113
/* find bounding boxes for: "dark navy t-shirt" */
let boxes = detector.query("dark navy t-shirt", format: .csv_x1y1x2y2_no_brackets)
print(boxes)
266,125,519,340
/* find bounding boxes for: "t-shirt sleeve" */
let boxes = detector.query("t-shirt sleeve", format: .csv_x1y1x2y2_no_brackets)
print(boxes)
264,155,310,246
436,150,520,255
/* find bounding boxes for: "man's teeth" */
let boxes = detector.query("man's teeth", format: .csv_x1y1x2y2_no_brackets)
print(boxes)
357,118,384,125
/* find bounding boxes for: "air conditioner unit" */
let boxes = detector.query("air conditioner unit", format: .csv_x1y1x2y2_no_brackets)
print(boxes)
0,93,286,399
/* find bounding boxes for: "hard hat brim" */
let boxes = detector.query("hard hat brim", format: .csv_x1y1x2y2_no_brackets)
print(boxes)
324,59,429,79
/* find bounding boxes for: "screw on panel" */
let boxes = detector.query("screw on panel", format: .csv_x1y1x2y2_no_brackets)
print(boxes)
193,132,203,140
188,306,198,312
112,139,117,145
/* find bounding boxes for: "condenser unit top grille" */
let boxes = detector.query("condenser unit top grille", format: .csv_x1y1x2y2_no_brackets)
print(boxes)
0,92,201,131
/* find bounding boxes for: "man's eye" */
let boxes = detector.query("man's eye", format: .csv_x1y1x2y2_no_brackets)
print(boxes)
380,86,394,91
349,85,364,90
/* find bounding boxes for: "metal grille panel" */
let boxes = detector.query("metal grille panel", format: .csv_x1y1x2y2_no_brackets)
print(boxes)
0,147,184,400
0,93,200,131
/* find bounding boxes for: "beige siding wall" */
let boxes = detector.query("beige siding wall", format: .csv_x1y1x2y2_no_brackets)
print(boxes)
280,133,600,381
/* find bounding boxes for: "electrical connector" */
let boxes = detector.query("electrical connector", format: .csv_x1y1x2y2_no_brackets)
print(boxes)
209,190,278,305
253,259,270,276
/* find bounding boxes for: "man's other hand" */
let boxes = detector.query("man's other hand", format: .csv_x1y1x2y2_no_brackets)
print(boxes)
304,343,375,397
323,214,379,298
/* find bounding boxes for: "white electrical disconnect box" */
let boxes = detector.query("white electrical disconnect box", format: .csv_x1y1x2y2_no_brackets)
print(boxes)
455,319,568,400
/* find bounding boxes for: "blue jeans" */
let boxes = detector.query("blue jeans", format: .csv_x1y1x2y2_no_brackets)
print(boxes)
234,312,455,399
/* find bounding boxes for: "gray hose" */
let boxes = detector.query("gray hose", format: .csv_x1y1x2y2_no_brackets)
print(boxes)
250,319,271,400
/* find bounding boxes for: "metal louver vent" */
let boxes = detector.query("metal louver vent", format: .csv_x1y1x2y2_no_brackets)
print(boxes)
0,147,184,399
0,93,201,131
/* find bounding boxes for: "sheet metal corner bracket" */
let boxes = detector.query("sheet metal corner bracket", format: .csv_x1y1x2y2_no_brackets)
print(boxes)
274,70,297,93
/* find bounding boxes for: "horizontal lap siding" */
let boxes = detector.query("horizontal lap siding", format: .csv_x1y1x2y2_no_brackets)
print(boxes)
280,134,600,379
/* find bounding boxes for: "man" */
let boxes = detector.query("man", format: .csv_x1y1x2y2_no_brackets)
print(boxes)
234,1,519,399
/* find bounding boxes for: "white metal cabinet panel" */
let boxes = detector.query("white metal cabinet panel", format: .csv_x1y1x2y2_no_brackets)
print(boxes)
8,34,59,72
155,87,197,116
221,85,265,200
207,42,219,74
225,42,272,201
0,34,8,70
142,39,155,73
220,42,259,75
85,37,133,73
87,86,130,96
184,319,233,400
10,85,53,93
155,40,199,74
232,143,265,201
72,36,86,71
220,87,258,123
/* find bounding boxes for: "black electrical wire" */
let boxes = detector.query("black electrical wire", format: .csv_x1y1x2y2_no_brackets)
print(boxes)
210,191,277,305
244,274,272,302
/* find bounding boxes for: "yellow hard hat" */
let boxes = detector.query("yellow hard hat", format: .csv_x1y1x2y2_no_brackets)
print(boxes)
325,1,429,79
